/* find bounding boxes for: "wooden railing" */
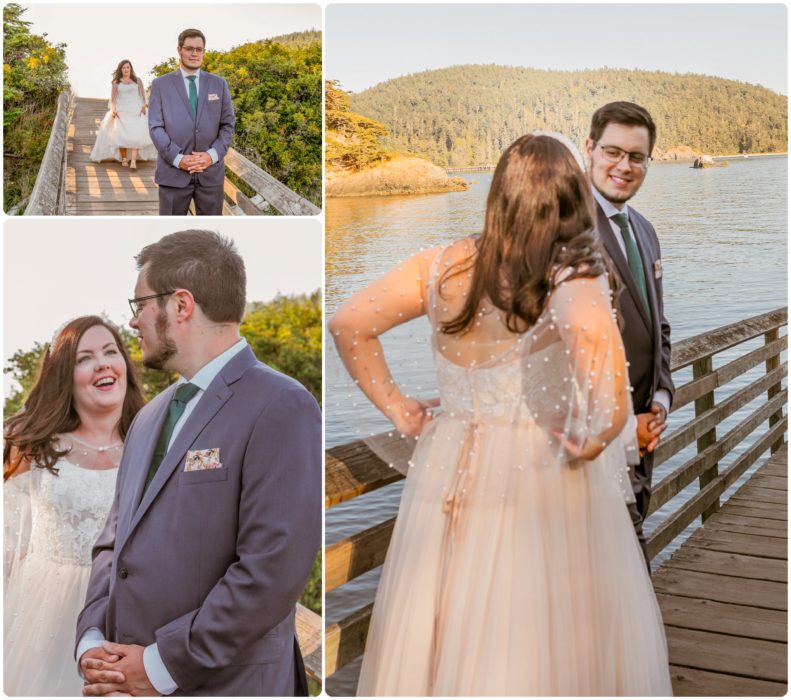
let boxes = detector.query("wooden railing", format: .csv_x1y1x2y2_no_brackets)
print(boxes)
324,307,788,679
24,91,73,216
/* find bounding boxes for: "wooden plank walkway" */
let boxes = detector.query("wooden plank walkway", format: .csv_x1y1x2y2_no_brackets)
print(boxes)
66,97,160,215
655,445,788,696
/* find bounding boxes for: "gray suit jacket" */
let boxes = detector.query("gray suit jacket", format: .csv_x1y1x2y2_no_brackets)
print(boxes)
148,70,235,188
595,202,674,415
76,346,321,696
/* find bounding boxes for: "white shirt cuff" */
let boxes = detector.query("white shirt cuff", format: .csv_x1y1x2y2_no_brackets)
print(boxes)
173,153,183,168
652,389,671,416
143,643,178,695
207,148,218,164
76,628,106,677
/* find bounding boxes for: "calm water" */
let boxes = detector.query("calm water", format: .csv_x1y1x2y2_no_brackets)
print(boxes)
325,156,788,694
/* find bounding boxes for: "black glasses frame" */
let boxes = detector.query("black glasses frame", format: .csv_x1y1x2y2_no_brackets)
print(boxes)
595,142,652,168
128,291,175,318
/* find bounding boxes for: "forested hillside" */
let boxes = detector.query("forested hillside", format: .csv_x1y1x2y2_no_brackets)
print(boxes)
350,65,788,167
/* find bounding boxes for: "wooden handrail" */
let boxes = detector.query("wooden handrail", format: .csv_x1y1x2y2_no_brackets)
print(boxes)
325,306,788,678
224,148,320,216
24,91,72,216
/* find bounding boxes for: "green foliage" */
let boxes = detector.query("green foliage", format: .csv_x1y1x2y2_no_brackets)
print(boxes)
151,31,322,206
3,3,69,211
240,291,322,404
351,65,789,166
326,79,391,173
300,550,322,614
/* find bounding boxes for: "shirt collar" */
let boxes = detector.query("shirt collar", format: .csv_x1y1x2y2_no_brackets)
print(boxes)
179,66,201,80
591,186,630,221
179,337,247,391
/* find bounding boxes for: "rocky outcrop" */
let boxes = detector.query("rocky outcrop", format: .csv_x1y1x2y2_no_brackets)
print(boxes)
327,155,469,198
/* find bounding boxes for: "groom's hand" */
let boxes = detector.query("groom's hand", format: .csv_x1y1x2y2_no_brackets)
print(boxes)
178,155,196,172
82,642,160,697
187,151,212,173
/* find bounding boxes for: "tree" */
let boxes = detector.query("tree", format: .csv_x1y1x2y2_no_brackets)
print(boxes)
3,3,69,210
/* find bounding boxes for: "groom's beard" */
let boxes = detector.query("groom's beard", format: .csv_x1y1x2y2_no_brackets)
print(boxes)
142,311,178,370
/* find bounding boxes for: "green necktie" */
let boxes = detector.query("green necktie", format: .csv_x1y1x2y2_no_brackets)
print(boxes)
145,382,200,491
186,75,198,118
611,212,650,315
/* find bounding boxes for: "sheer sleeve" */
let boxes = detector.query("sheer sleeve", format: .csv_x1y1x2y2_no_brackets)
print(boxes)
526,274,638,502
4,471,32,586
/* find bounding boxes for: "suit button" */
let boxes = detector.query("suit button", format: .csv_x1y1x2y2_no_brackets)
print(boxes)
118,567,128,579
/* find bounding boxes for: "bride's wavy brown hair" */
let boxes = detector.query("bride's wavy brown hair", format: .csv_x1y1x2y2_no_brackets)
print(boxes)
112,60,139,84
3,316,145,480
441,133,616,335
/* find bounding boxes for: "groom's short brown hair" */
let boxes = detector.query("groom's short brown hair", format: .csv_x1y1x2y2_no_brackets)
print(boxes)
136,230,246,323
589,101,657,154
178,28,206,48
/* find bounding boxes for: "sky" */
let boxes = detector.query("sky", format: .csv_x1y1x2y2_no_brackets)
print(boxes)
21,3,321,97
326,3,788,95
3,218,322,396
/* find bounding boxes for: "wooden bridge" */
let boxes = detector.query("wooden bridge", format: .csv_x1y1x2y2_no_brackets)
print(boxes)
23,92,320,216
324,307,788,695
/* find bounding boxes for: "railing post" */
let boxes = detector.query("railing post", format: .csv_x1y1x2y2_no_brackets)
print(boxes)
693,355,719,521
765,328,784,454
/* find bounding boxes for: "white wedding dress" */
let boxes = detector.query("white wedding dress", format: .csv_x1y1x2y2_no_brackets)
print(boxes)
4,444,119,696
90,80,157,162
355,240,673,695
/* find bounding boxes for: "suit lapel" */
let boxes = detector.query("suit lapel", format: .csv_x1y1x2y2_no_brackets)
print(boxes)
195,73,210,122
596,204,653,334
629,213,663,356
121,346,257,543
171,70,194,120
116,389,174,552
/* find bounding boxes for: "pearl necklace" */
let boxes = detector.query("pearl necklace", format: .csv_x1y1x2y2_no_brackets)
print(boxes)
67,433,123,454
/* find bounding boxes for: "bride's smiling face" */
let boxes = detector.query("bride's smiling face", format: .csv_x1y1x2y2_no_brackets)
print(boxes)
72,325,128,417
121,63,131,78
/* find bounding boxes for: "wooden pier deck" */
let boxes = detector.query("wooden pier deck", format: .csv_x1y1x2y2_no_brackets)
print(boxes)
657,445,787,695
25,93,320,216
66,97,159,215
325,307,788,694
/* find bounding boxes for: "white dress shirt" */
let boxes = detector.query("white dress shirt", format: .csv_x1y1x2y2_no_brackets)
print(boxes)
76,338,248,694
592,187,670,415
171,66,219,169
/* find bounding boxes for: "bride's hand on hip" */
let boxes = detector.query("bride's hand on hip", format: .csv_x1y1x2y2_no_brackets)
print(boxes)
389,397,440,437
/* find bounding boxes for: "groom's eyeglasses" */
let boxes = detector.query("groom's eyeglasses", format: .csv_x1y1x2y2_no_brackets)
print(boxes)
128,292,175,318
596,143,652,169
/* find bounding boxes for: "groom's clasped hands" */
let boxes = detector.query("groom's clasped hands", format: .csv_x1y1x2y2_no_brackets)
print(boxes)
81,642,160,697
178,151,213,174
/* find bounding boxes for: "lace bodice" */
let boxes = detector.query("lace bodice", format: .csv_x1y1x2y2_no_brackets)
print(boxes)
114,81,144,111
5,459,117,567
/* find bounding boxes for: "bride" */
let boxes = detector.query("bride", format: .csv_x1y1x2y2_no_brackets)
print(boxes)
330,132,673,695
90,59,157,169
4,316,145,696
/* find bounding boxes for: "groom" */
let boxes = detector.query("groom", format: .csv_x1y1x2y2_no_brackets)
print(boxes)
76,230,321,695
586,102,674,568
149,29,235,215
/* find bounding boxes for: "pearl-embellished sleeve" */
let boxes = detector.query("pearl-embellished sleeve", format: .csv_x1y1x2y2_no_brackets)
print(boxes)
543,274,639,473
329,247,442,437
4,470,32,585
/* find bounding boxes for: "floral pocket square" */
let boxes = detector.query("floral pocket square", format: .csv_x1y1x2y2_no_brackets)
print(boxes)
208,93,220,101
184,448,222,471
